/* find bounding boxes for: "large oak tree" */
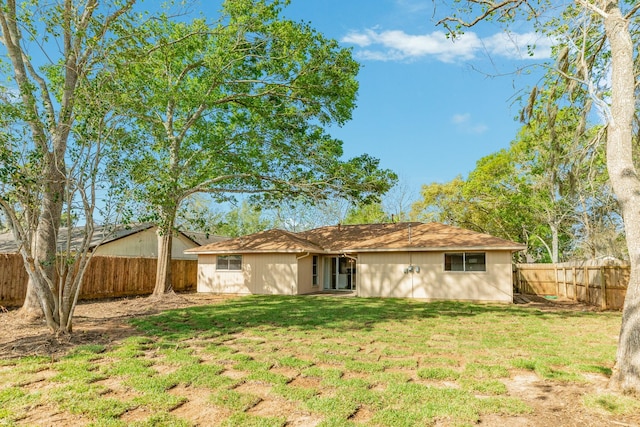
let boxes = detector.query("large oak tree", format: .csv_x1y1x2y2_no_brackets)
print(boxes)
109,0,397,296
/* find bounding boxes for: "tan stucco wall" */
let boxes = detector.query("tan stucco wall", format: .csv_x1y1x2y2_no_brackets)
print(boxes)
297,254,321,295
94,228,198,259
357,251,513,303
197,253,298,295
196,250,514,302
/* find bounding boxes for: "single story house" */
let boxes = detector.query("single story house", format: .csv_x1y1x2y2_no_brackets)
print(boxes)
186,222,525,303
0,223,227,260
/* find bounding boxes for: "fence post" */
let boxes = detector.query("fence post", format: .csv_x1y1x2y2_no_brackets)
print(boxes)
600,266,607,310
584,266,589,305
572,267,577,302
554,265,559,298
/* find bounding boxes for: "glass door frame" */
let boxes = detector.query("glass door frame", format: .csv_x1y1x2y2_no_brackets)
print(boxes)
322,255,356,291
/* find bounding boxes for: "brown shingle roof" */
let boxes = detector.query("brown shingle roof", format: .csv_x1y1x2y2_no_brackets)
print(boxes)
186,222,525,254
185,229,325,254
355,222,524,251
299,222,421,251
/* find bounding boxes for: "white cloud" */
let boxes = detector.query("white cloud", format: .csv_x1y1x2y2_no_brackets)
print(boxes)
451,113,471,124
341,28,553,63
451,113,488,134
483,31,553,60
0,85,21,103
341,32,373,47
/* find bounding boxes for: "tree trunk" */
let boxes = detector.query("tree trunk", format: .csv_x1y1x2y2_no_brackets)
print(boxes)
18,278,43,319
602,1,640,393
153,230,174,296
550,222,559,263
32,160,66,332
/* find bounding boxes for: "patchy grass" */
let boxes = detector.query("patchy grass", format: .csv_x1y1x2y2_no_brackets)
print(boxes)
210,388,262,411
417,366,460,381
584,393,640,415
0,295,628,425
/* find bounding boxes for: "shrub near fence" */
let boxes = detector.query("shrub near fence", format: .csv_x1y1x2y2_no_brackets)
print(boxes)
0,254,197,307
515,262,629,310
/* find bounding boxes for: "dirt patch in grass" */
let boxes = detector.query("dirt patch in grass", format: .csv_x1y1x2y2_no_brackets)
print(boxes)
289,376,321,389
0,293,232,359
234,382,273,399
17,401,89,427
169,384,232,424
0,294,638,426
502,372,618,427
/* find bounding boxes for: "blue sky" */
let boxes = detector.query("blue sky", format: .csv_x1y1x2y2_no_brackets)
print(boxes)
137,0,552,205
269,0,553,196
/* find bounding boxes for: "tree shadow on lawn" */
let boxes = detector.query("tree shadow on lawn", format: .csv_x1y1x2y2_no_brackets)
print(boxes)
129,295,618,341
0,316,142,361
0,295,617,360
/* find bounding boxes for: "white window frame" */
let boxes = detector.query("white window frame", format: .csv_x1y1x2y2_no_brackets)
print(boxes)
444,252,486,272
312,255,319,286
216,254,242,271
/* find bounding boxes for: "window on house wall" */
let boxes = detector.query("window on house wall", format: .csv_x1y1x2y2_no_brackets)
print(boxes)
312,255,319,286
217,255,242,271
444,253,486,272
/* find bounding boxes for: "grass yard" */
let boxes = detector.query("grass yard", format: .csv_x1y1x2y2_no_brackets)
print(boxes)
0,295,638,426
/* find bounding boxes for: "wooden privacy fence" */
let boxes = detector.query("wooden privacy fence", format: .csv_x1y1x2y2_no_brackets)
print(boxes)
515,263,629,310
0,254,197,307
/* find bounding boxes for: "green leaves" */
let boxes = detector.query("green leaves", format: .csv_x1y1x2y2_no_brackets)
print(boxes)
110,2,394,228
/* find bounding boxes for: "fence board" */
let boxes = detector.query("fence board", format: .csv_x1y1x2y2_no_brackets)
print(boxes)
0,254,197,307
515,265,558,295
0,254,28,306
515,263,629,310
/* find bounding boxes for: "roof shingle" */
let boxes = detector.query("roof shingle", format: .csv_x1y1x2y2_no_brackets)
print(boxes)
186,222,525,254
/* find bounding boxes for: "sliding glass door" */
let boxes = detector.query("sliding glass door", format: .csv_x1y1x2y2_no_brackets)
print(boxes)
323,256,356,290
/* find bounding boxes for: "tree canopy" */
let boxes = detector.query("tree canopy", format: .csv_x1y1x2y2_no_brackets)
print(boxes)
107,1,397,294
436,0,640,392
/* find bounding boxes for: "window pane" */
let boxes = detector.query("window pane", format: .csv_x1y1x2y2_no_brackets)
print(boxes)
445,253,464,271
465,253,486,271
228,255,242,271
312,256,318,285
217,255,242,271
216,256,229,270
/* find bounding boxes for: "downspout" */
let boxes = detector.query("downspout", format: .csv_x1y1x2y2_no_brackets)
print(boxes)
295,252,311,296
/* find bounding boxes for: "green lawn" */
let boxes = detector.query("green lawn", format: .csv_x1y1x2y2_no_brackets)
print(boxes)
0,296,635,426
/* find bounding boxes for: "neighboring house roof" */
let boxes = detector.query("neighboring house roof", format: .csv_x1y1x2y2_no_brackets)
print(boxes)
0,231,17,253
186,222,526,255
182,231,229,247
0,223,228,254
